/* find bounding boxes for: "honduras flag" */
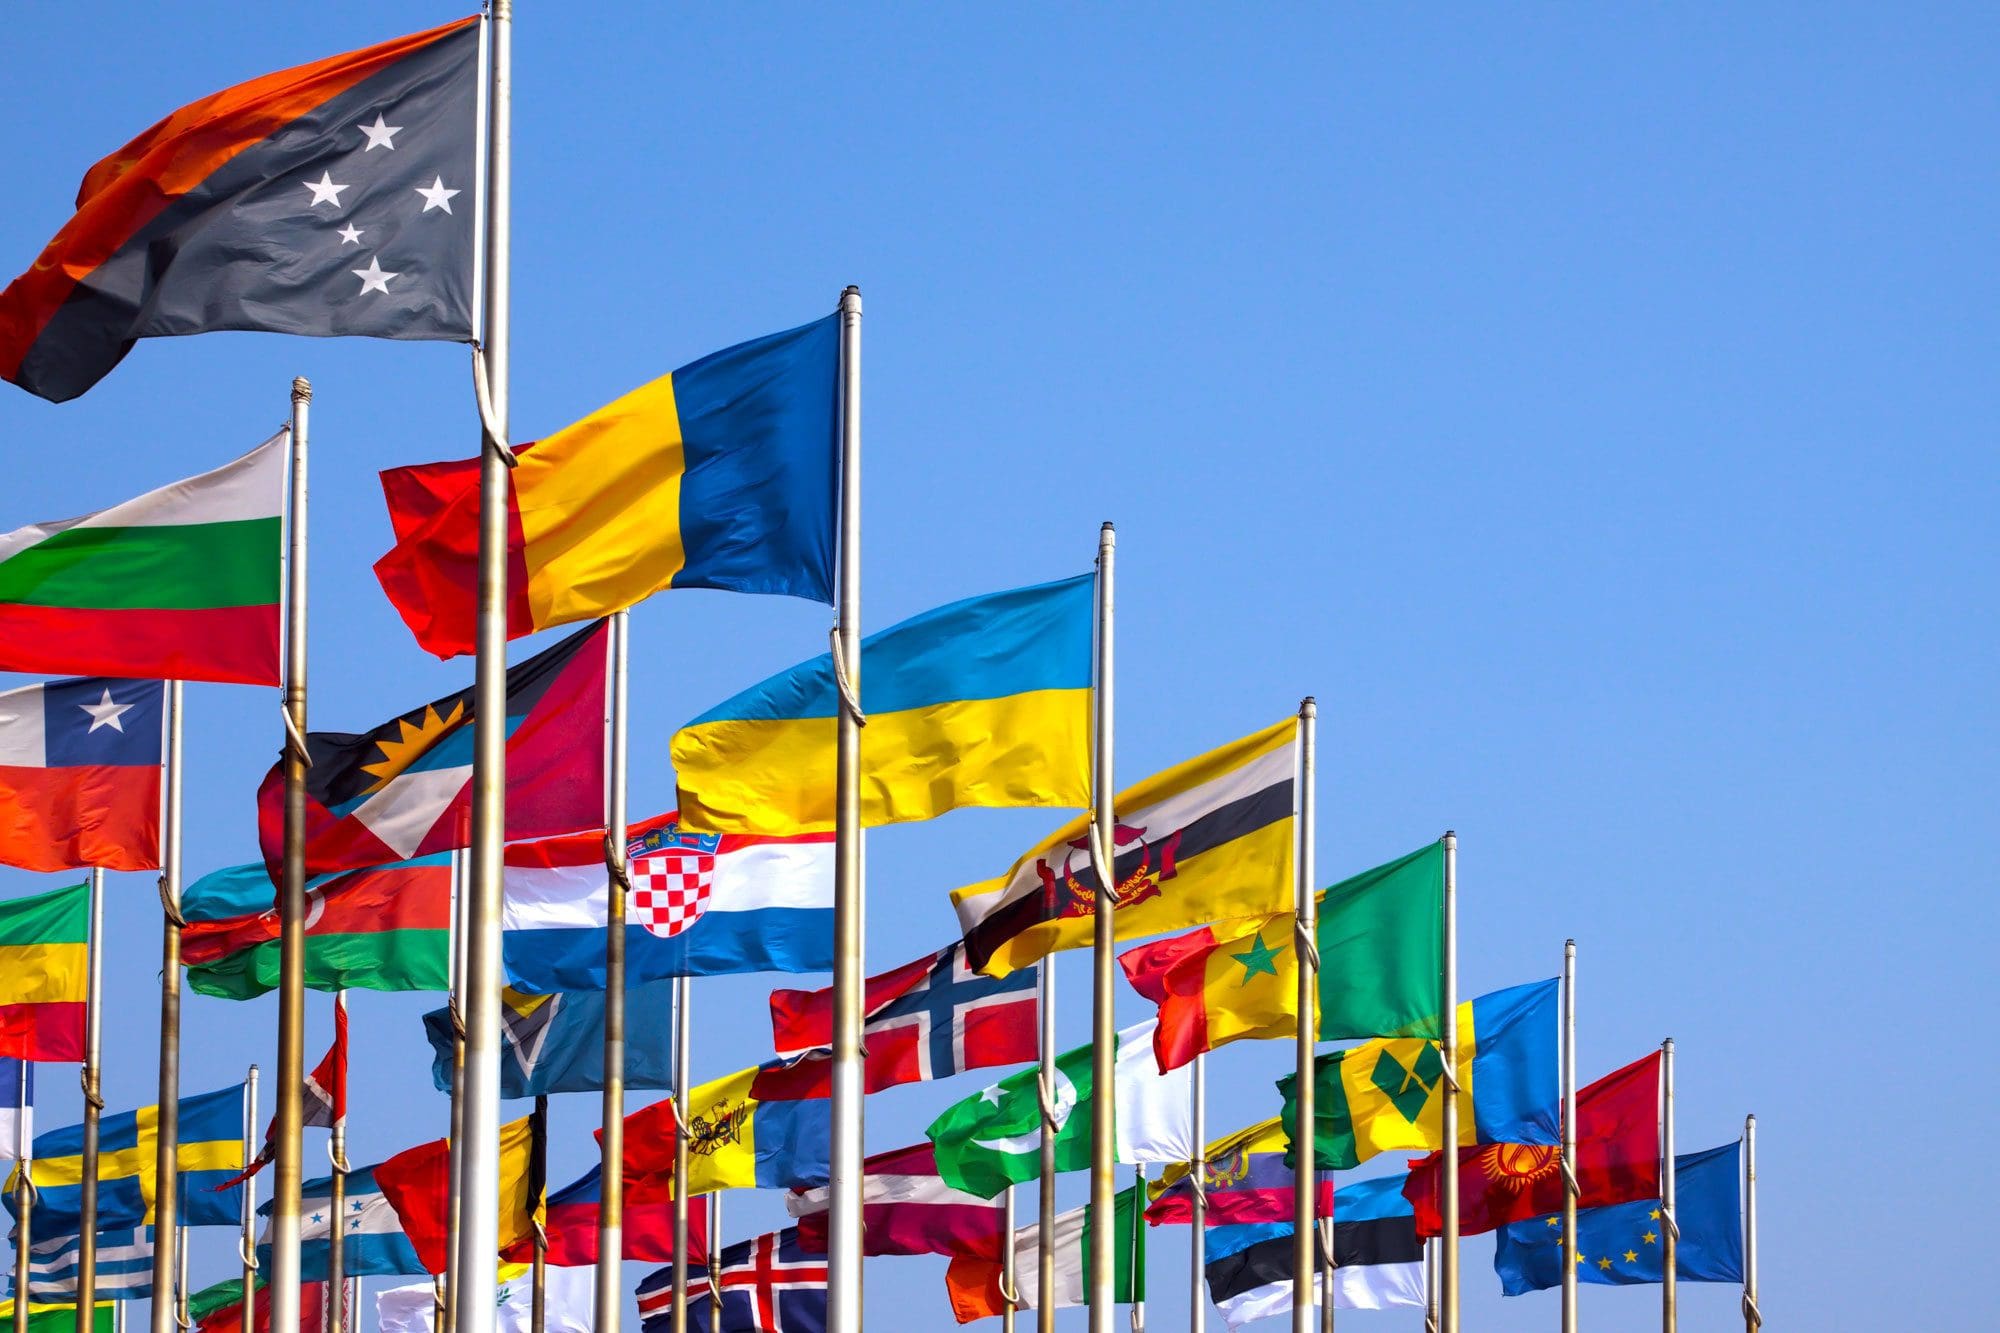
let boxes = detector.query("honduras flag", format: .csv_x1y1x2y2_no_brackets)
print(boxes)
258,1165,425,1280
502,812,832,992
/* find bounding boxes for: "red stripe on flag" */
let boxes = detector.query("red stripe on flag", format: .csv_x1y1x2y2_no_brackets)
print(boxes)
0,763,160,872
0,603,278,686
0,999,84,1061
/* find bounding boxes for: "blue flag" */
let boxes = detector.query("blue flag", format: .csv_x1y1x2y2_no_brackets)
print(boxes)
6,1084,243,1232
422,978,676,1098
257,1166,426,1280
1493,1142,1744,1294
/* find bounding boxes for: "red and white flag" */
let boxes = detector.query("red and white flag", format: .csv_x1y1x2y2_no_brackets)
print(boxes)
786,1142,1004,1260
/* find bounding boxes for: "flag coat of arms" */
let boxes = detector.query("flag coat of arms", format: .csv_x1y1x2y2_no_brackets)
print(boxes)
6,1084,245,1232
1202,1177,1426,1327
0,17,479,402
757,942,1037,1099
1278,979,1559,1171
256,1166,425,1280
255,621,606,877
0,435,283,684
786,1142,1005,1260
637,1228,827,1333
501,812,832,991
423,979,676,1099
377,1267,590,1333
619,1065,829,1197
1144,1117,1334,1227
953,718,1297,977
376,315,841,658
0,882,89,1060
0,676,164,872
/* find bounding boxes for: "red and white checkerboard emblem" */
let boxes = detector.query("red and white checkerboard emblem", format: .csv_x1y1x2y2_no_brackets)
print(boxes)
627,828,721,939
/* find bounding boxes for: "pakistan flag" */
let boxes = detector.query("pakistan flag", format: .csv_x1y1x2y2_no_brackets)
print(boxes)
928,1043,1095,1199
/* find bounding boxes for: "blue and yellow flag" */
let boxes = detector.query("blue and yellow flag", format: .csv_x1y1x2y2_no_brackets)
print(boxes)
4,1083,244,1231
644,1064,829,1196
672,574,1094,832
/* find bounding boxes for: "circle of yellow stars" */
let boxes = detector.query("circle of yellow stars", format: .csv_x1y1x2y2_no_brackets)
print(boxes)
1547,1205,1662,1273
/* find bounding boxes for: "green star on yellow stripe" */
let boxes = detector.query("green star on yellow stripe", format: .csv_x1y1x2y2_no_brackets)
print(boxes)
1229,931,1285,984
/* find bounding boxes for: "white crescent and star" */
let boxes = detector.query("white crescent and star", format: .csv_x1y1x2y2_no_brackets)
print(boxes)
79,688,133,733
971,1067,1078,1156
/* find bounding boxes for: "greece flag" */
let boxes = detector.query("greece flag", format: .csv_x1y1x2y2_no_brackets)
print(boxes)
28,1227,153,1301
0,1059,30,1161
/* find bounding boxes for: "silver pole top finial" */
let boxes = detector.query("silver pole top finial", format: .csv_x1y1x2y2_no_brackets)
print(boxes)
290,378,311,403
1299,696,1316,718
840,285,862,314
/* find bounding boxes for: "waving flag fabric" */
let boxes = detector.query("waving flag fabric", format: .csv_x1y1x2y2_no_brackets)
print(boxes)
501,813,832,991
0,1058,31,1160
1203,1177,1425,1327
0,1300,111,1333
619,1065,829,1197
1119,912,1298,1074
374,1111,542,1275
0,16,478,402
255,621,606,876
220,1006,346,1187
24,1227,155,1302
953,719,1296,978
0,677,163,872
376,315,840,658
1494,1142,1744,1293
189,1276,327,1333
423,979,676,1098
1144,1117,1333,1227
786,1142,1005,1260
498,1161,708,1268
1404,1049,1662,1238
182,854,451,999
1278,979,1558,1171
944,1185,1146,1322
256,1166,425,1280
6,1084,245,1232
0,882,88,1060
638,1228,827,1333
673,574,1094,834
0,435,284,683
758,942,1037,1099
377,1268,588,1333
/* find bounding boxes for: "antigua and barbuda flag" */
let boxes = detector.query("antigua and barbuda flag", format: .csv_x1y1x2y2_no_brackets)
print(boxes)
255,621,607,878
0,16,479,402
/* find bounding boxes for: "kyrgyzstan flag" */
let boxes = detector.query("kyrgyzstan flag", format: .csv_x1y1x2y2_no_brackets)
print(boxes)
0,676,163,872
0,16,479,402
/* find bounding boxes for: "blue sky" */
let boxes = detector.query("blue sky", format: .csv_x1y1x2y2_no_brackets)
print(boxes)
1,3,1994,1329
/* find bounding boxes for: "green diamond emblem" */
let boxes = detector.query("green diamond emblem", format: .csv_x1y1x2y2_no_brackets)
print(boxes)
1370,1042,1445,1123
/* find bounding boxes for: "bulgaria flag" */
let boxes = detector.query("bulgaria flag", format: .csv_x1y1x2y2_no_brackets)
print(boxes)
0,435,282,685
945,1184,1146,1321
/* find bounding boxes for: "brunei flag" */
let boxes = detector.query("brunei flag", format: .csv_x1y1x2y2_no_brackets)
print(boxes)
0,882,87,1061
953,719,1296,978
254,621,606,878
0,17,479,402
1278,978,1559,1171
376,316,841,659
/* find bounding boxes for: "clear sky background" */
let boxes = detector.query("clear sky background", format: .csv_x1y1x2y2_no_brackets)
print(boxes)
1,3,1994,1329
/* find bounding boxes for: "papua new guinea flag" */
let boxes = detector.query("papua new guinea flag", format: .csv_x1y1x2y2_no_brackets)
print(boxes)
255,621,606,878
0,16,478,402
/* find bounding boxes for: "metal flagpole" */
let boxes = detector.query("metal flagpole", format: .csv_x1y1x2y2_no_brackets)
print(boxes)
1000,1187,1017,1333
444,850,468,1333
176,1224,189,1329
706,1192,722,1333
670,975,692,1333
458,0,514,1325
1561,939,1578,1333
270,374,312,1333
1741,1114,1758,1332
596,609,630,1328
1317,1217,1332,1333
1036,958,1056,1333
1660,1039,1676,1333
149,679,185,1333
1289,700,1315,1333
14,1061,30,1333
1086,521,1116,1331
1423,1239,1438,1333
328,992,349,1333
1129,1166,1145,1332
241,1066,260,1333
1438,833,1459,1333
76,865,106,1333
1187,1055,1204,1333
825,283,866,1333
530,1096,548,1333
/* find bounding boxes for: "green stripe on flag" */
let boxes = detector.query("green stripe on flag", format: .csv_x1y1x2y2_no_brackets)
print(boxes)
0,881,89,946
1081,1184,1147,1304
187,929,450,1000
0,518,280,609
1315,841,1444,1041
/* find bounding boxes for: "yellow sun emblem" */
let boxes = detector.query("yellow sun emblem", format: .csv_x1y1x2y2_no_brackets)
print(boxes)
359,700,467,793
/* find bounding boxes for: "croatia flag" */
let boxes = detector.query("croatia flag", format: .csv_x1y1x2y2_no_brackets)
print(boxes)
501,810,832,992
0,676,162,872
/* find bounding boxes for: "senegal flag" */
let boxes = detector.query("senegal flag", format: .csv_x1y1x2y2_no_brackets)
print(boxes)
1278,978,1558,1170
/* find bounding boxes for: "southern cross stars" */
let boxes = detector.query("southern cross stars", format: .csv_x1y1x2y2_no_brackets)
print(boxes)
357,113,402,151
352,257,399,295
303,172,348,208
337,224,363,245
79,688,132,733
415,177,460,213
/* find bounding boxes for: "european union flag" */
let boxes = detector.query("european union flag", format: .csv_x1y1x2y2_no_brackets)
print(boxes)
1493,1141,1744,1294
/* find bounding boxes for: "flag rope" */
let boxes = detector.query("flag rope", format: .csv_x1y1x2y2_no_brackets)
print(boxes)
471,346,519,467
827,626,867,725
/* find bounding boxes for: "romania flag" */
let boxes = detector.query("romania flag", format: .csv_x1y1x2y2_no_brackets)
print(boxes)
4,1084,245,1232
0,882,87,1061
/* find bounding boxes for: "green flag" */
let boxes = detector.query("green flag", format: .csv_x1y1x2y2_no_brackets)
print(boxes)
928,1042,1094,1198
1315,841,1444,1040
1013,1182,1147,1310
0,1303,112,1333
187,1276,257,1323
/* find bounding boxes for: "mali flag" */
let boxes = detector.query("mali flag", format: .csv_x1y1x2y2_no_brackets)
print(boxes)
374,1110,543,1275
1277,979,1559,1171
0,17,478,402
618,1064,830,1197
674,575,1094,834
5,1084,246,1232
0,881,87,1061
375,315,840,659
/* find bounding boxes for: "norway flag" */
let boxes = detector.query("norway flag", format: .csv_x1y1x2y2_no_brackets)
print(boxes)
0,676,162,872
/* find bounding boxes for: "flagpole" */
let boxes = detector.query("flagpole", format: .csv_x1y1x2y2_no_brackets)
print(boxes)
1187,1054,1204,1333
148,679,185,1333
1289,699,1315,1333
596,608,630,1329
530,1095,547,1333
1086,520,1116,1332
270,373,312,1333
1001,1187,1017,1333
1560,939,1577,1333
1036,958,1056,1333
670,974,692,1333
1438,832,1458,1333
75,865,105,1333
458,0,515,1325
176,1223,189,1329
1423,1239,1437,1333
1130,1165,1145,1332
705,1191,721,1333
14,1064,30,1333
825,282,866,1333
1741,1114,1757,1333
1660,1038,1676,1333
328,992,349,1333
444,850,467,1333
240,1065,259,1333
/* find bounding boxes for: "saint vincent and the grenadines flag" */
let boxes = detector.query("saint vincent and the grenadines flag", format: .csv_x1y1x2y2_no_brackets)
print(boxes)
0,436,283,684
4,1084,246,1232
377,315,840,658
674,574,1094,834
0,881,88,1061
255,620,606,877
954,719,1296,978
1279,978,1559,1171
0,676,164,873
0,17,479,402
